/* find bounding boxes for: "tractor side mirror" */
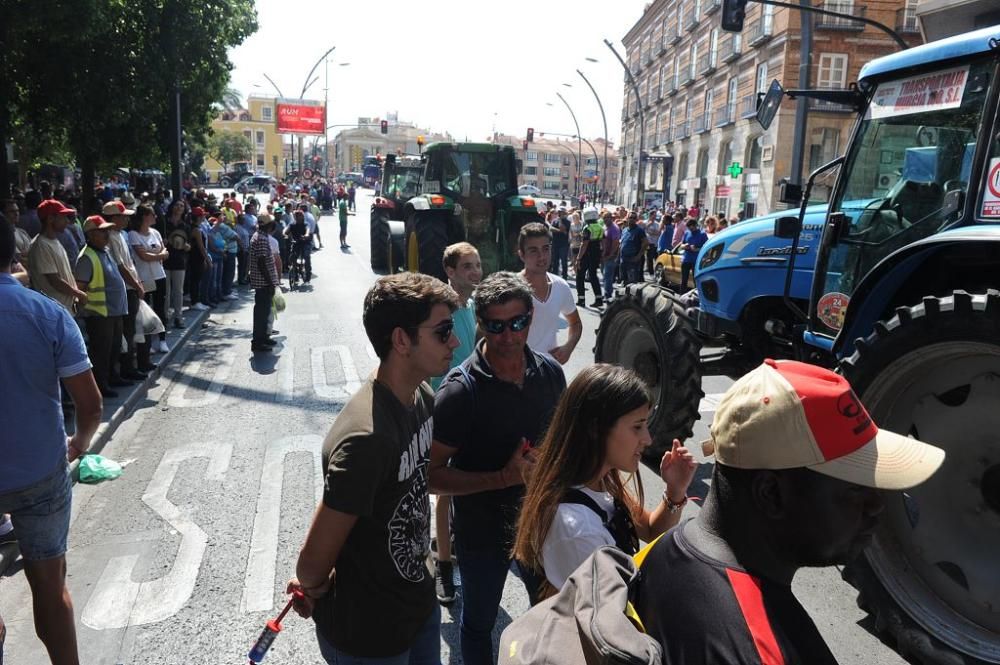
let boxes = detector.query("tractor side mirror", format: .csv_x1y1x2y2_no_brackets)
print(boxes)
941,188,964,219
756,80,784,130
774,216,802,239
515,159,523,175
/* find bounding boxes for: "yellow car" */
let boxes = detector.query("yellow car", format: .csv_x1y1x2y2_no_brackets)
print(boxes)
653,245,685,290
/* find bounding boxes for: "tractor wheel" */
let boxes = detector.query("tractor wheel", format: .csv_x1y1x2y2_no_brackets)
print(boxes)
595,282,704,459
219,177,231,188
839,290,1000,665
370,212,389,271
405,212,448,281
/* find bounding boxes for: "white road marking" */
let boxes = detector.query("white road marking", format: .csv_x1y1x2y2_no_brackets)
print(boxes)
166,352,236,408
240,435,324,614
311,345,361,399
81,441,233,630
698,392,726,414
279,347,295,402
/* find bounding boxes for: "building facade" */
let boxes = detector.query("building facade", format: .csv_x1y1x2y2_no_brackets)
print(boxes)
916,0,999,41
619,0,922,216
330,114,452,175
205,95,285,180
492,133,620,200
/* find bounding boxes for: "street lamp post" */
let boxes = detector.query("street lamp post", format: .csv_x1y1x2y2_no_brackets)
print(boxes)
555,92,583,198
604,39,645,208
578,65,609,203
550,142,579,197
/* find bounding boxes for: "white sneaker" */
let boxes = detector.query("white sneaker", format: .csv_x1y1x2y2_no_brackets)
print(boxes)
226,293,239,300
157,340,170,353
191,303,209,311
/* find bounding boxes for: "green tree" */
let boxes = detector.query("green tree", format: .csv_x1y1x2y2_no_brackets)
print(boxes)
208,132,252,172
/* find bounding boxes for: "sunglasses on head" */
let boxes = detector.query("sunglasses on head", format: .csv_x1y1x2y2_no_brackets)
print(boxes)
415,319,455,344
480,313,532,335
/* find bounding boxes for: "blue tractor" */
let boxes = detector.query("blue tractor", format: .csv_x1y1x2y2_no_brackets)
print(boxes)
599,25,1000,663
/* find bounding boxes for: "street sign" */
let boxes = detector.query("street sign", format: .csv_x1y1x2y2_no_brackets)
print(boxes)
302,168,313,179
727,162,744,178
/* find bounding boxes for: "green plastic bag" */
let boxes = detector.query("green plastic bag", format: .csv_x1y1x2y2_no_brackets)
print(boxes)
78,454,123,484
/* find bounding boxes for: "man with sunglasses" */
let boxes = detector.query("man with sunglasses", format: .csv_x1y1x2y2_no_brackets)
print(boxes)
430,271,566,665
288,273,460,664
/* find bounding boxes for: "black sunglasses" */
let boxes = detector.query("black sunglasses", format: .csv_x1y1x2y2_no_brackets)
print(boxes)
480,313,532,335
414,320,455,344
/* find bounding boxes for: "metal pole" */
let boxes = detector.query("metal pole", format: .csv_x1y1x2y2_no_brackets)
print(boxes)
575,136,600,198
758,0,908,49
555,92,583,197
604,39,644,208
790,2,812,188
577,69,609,202
300,46,337,99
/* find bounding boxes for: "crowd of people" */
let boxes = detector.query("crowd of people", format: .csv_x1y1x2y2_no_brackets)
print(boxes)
538,199,740,308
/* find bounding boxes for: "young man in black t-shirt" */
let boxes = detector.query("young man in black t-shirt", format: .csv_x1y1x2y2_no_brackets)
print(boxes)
635,359,945,665
430,271,566,665
287,273,460,663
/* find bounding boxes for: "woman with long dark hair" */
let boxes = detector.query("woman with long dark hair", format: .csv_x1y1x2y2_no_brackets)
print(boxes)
513,364,697,599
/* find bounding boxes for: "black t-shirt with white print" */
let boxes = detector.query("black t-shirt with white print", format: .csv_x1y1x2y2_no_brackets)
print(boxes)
634,520,840,665
314,378,435,658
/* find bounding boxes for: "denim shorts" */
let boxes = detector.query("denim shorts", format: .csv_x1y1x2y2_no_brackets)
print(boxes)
0,464,72,561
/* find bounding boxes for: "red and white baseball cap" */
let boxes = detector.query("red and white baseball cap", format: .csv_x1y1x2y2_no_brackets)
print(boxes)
703,359,945,490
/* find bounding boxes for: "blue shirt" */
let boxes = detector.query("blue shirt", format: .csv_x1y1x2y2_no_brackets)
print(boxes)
657,226,673,253
0,273,91,493
619,226,645,259
682,228,709,264
430,300,477,391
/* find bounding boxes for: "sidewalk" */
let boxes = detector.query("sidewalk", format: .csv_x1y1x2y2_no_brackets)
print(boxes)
0,298,223,576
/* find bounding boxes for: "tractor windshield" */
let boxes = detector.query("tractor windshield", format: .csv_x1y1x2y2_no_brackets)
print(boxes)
385,167,421,200
440,150,514,199
814,58,993,336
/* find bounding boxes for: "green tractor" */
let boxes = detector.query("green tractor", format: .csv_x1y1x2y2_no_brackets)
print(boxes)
370,154,422,271
400,142,542,281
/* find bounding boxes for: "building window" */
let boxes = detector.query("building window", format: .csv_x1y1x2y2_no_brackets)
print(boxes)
747,135,763,169
543,180,561,190
709,29,719,66
544,153,561,163
719,140,734,174
256,130,265,146
243,130,252,141
256,156,265,168
262,106,273,121
544,167,561,177
689,42,698,79
697,148,709,178
525,151,538,161
677,153,689,181
524,166,537,175
755,62,768,94
713,196,730,218
817,53,848,89
704,87,715,116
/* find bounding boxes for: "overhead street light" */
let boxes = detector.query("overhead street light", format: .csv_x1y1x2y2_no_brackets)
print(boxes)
577,68,609,202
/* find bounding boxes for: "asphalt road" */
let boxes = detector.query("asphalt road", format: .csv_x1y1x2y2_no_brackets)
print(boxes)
0,189,904,664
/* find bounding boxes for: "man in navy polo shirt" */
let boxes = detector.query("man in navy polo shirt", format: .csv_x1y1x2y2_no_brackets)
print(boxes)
430,271,566,665
0,214,103,665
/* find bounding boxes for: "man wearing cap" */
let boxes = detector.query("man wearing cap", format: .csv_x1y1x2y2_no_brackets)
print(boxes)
102,200,152,378
74,216,130,398
634,359,945,665
28,199,88,315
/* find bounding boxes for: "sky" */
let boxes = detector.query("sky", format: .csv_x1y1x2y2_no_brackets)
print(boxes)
226,0,652,146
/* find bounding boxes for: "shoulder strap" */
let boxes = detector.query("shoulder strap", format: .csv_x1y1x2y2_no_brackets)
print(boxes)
561,488,608,523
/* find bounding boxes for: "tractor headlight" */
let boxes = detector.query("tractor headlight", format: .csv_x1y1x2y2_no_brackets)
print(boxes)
699,243,724,270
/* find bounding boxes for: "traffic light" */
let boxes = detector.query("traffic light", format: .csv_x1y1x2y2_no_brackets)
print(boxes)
721,0,748,31
526,127,534,143
380,120,388,135
523,140,529,150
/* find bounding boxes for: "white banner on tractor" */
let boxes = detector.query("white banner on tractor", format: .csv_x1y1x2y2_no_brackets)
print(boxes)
868,65,969,119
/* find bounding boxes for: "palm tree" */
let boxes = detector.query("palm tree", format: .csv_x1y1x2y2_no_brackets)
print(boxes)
218,87,242,113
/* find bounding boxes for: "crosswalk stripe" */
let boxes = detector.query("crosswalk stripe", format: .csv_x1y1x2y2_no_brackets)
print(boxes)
698,392,726,413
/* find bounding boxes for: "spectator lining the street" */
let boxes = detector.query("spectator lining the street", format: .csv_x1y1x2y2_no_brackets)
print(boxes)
28,200,86,316
430,271,566,664
618,213,647,285
549,208,571,280
634,360,945,665
129,205,170,353
248,214,280,353
513,364,696,599
75,216,130,397
188,206,211,311
679,217,708,292
518,223,581,365
0,213,102,665
163,201,189,328
287,273,459,664
104,200,153,377
599,208,621,304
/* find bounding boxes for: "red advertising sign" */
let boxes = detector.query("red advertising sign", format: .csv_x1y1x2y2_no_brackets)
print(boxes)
275,100,326,135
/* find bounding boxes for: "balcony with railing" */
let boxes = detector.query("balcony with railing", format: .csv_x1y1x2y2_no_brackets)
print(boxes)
740,94,758,118
746,15,774,46
660,127,673,144
684,7,700,31
677,121,691,139
816,3,866,30
665,73,679,96
697,51,718,76
668,23,683,44
720,34,742,62
896,6,919,33
703,0,721,15
812,97,854,112
694,113,710,133
714,104,736,127
680,61,695,86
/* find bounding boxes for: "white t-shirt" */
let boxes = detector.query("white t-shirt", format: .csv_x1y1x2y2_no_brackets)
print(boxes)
526,274,576,354
128,229,167,283
541,486,615,590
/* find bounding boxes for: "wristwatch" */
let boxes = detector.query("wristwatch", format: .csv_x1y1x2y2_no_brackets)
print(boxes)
662,490,688,514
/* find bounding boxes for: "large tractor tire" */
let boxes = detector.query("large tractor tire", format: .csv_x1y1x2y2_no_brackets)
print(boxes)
370,211,390,271
839,290,1000,665
595,283,704,459
405,212,448,281
219,177,231,188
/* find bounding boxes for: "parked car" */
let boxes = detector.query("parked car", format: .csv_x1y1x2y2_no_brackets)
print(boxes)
518,184,541,196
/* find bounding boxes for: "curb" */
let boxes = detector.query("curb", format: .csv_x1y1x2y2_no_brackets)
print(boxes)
1,305,212,579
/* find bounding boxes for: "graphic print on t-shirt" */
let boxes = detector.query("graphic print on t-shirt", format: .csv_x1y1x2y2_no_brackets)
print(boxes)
388,418,433,582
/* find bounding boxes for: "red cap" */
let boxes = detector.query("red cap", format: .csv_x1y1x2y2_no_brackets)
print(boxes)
37,199,75,218
191,206,205,217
